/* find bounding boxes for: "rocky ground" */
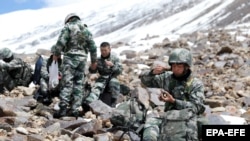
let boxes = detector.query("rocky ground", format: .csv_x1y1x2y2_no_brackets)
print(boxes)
1,27,250,141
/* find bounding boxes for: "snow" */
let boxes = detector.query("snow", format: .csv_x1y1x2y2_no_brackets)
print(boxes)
0,0,239,55
0,0,249,125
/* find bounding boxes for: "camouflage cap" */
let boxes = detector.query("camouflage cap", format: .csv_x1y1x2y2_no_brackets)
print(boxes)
168,48,192,67
51,45,61,55
0,48,13,59
64,13,80,24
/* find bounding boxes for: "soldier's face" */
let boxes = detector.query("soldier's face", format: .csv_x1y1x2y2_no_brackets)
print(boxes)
100,46,111,57
53,55,60,60
171,63,185,77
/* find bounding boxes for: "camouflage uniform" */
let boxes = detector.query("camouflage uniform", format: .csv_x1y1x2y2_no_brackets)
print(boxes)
0,48,33,92
139,48,205,141
86,53,123,105
54,13,97,117
39,54,62,99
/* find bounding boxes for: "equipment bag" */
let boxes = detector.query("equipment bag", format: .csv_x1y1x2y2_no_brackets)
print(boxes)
20,60,34,86
110,98,148,140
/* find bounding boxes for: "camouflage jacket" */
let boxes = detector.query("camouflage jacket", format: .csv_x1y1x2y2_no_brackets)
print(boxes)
41,55,62,81
54,19,97,63
0,57,33,86
89,53,123,78
139,70,205,115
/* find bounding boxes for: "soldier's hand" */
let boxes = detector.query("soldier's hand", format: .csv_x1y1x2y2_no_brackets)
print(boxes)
105,60,113,67
58,74,62,80
159,90,175,103
152,65,167,75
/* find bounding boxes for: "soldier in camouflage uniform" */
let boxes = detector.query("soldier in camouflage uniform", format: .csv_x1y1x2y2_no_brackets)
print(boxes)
0,48,33,93
53,13,97,118
86,42,123,107
139,48,205,141
38,45,62,104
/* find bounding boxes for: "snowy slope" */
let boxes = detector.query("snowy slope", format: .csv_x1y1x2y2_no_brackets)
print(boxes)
0,0,250,54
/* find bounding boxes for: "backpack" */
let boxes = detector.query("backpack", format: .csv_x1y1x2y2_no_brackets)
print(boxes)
166,77,208,141
64,23,87,53
17,58,34,87
33,55,43,85
110,97,148,141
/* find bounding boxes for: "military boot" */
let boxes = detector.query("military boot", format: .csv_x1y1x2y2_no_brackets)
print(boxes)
43,96,52,106
53,104,68,118
72,110,79,119
42,91,52,106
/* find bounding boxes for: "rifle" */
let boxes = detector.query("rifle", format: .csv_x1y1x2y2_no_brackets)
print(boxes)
100,70,114,95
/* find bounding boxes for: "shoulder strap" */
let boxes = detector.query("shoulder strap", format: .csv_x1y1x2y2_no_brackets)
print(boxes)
182,77,194,101
184,77,194,94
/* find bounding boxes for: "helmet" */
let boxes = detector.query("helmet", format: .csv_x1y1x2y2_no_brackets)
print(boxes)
168,48,192,67
64,13,80,24
0,48,13,59
50,45,61,55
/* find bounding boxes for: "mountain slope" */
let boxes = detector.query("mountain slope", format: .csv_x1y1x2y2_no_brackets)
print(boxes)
1,0,250,54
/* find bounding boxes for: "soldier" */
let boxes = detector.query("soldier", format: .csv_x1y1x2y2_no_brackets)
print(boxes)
86,42,123,107
0,48,33,93
38,45,62,104
139,48,205,141
53,13,97,118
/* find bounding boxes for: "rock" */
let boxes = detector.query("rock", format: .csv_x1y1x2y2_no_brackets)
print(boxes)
2,26,250,140
16,127,29,135
241,110,250,122
27,134,44,141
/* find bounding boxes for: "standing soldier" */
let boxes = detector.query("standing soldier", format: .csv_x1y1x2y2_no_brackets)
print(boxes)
86,42,123,107
139,48,205,141
53,13,97,118
0,48,33,93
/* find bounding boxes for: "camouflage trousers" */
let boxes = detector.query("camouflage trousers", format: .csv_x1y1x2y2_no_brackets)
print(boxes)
0,68,18,91
86,76,120,103
59,56,86,113
142,117,161,141
143,109,198,141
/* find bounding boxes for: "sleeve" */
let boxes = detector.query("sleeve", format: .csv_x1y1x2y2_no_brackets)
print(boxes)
174,79,206,115
85,29,97,63
40,59,49,80
139,70,167,88
111,55,123,76
0,59,23,70
55,26,70,56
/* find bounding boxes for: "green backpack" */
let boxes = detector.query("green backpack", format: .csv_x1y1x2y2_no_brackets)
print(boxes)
167,77,208,141
110,97,148,140
19,59,33,86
